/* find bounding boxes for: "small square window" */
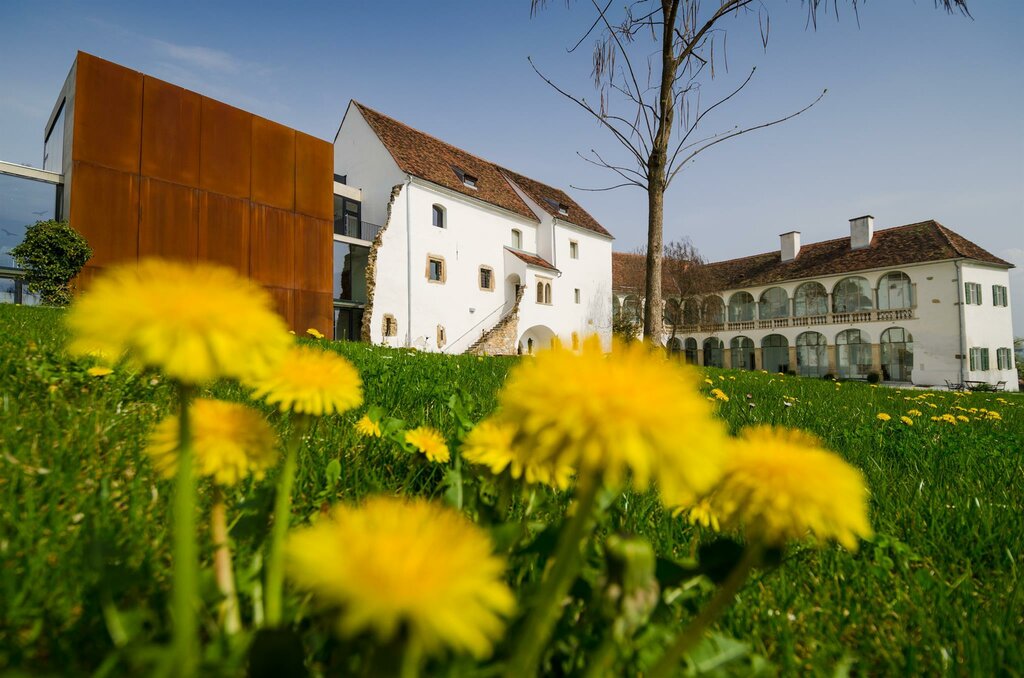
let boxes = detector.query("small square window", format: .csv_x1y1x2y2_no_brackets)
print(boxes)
511,229,522,249
569,241,579,259
479,266,494,291
426,255,446,283
574,288,580,304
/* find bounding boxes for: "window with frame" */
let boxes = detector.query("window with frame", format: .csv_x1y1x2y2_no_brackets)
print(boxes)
574,288,580,304
544,283,552,304
432,204,445,229
382,314,398,337
426,255,446,283
969,347,989,371
479,266,494,291
569,241,579,259
511,229,522,249
437,325,447,348
996,347,1012,370
964,282,982,305
992,285,1008,307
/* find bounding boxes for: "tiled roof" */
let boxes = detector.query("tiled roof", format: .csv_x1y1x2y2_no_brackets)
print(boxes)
613,220,1012,294
498,167,612,237
353,102,611,237
507,247,560,273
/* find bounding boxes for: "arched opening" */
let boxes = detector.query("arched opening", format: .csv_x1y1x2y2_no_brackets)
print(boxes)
796,331,828,378
684,337,698,365
881,327,913,382
701,296,725,325
511,228,522,249
664,298,682,326
878,271,913,310
431,204,445,228
794,282,828,317
544,283,552,304
682,297,700,325
759,287,789,319
703,337,724,368
622,295,642,323
836,329,872,379
612,295,622,321
536,282,544,303
728,292,755,322
519,325,557,356
666,337,683,358
833,276,873,313
730,336,755,370
761,334,789,373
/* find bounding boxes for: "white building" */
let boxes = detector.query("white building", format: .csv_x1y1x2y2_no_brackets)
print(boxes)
613,216,1018,390
332,101,613,354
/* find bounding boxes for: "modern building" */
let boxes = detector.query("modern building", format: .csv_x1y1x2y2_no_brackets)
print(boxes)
0,52,614,353
613,216,1018,390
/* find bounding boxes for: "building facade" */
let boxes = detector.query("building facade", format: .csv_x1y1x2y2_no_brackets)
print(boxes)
614,216,1018,390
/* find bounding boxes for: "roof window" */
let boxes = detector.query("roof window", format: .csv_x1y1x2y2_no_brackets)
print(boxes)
545,197,569,216
452,166,478,189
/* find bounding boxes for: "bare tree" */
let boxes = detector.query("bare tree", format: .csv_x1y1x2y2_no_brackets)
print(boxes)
662,237,711,342
530,0,970,343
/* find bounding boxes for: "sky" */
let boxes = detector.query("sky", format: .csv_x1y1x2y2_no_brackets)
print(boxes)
2,1,1022,333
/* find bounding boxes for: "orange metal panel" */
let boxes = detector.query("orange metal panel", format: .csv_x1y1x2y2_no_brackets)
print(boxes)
139,178,199,262
265,286,295,329
294,290,332,337
72,52,143,173
69,162,139,267
198,192,250,275
73,265,105,294
251,117,295,210
293,215,331,294
141,76,201,186
295,132,333,220
200,97,252,199
250,204,295,288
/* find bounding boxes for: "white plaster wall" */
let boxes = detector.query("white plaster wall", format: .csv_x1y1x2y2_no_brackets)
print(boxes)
333,104,407,229
961,262,1018,388
364,184,409,348
550,221,613,350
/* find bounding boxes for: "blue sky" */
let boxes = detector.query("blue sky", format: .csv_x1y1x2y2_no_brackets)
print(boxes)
2,1,1021,332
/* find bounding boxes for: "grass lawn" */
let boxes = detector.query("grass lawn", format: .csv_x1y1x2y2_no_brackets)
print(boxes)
1,303,1021,675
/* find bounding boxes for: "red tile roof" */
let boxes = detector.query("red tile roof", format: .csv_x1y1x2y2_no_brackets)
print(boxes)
613,220,1012,294
353,102,611,237
507,247,560,272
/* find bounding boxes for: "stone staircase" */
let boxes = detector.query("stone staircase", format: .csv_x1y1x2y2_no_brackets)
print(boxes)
466,286,525,356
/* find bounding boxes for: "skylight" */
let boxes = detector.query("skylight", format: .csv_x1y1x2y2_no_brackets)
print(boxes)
451,165,478,189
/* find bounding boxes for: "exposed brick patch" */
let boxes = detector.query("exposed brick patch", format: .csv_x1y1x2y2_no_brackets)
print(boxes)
467,284,526,356
360,183,404,343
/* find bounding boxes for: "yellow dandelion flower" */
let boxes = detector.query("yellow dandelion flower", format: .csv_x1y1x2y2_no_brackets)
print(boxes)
939,413,957,425
956,415,970,423
704,378,714,385
248,345,363,416
711,388,730,402
930,416,941,422
354,414,382,438
146,399,277,486
709,426,872,550
685,498,720,531
305,327,324,339
67,259,291,384
907,409,922,417
986,411,1002,421
927,403,938,409
876,413,891,422
86,366,113,377
287,497,515,657
493,337,727,504
462,418,572,489
900,416,914,426
405,426,450,463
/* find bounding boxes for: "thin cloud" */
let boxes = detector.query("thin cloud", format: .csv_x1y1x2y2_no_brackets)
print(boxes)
151,39,242,75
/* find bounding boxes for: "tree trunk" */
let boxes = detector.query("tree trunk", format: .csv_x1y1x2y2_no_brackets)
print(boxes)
643,176,665,342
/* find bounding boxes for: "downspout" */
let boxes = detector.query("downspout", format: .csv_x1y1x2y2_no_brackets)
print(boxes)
955,259,966,383
405,176,413,347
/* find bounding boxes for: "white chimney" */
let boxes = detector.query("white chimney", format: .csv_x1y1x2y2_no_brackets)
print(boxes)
780,231,801,262
850,215,875,250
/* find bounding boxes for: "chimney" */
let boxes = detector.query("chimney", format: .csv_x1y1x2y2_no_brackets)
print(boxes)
780,231,801,262
850,215,875,250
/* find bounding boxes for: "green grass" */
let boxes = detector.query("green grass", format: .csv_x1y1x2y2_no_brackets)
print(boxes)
1,303,1021,675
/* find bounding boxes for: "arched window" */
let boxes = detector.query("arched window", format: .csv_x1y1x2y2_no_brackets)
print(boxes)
511,228,522,249
878,271,913,310
703,337,724,368
664,298,682,325
666,337,682,357
544,283,552,304
836,329,871,379
536,282,544,303
684,338,698,365
730,336,755,370
761,334,789,373
701,296,725,325
728,292,755,322
796,331,828,378
833,276,873,313
612,295,622,321
794,282,828,317
623,295,641,322
759,287,789,319
881,327,914,382
682,298,700,325
432,204,445,228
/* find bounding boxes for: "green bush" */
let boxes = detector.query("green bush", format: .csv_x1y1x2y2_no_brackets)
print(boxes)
866,370,881,384
9,220,92,306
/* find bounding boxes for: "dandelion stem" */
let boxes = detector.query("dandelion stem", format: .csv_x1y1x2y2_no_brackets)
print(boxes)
264,414,310,626
648,542,763,678
400,636,423,678
170,383,198,676
504,471,601,678
211,485,241,635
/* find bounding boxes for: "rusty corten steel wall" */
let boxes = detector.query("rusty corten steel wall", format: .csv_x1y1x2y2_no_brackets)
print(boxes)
67,52,333,335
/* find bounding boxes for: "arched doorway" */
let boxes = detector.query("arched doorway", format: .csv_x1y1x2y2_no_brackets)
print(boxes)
730,336,755,370
519,325,557,355
666,337,683,358
881,327,913,381
761,334,789,373
796,331,828,378
836,329,871,378
703,337,724,368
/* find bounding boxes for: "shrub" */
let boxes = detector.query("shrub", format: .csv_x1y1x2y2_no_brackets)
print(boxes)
785,369,797,377
9,220,91,306
866,371,881,384
823,373,835,381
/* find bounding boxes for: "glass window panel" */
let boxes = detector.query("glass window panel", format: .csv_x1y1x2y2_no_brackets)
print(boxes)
759,287,789,319
832,276,873,313
0,277,16,304
0,173,59,270
43,103,65,173
794,282,828,317
333,241,369,303
878,272,912,310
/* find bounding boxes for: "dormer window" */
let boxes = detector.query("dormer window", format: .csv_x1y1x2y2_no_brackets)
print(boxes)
545,197,569,216
452,166,478,189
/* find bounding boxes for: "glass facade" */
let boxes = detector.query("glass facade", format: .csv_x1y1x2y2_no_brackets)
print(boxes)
333,240,369,303
43,103,65,173
1,172,60,270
